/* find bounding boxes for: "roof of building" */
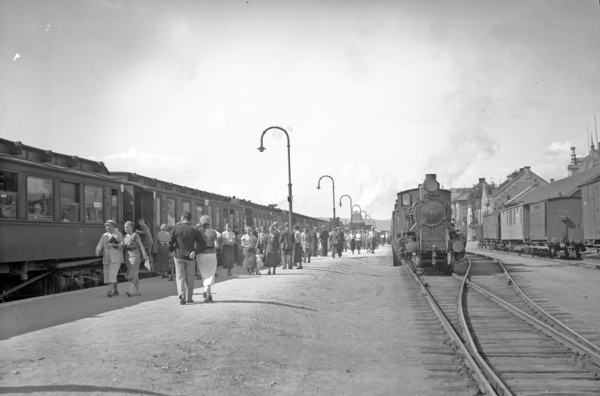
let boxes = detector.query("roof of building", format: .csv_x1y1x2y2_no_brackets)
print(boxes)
451,188,470,202
492,167,547,197
512,165,600,205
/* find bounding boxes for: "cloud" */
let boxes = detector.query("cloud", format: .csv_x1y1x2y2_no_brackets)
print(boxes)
103,148,193,171
544,141,572,158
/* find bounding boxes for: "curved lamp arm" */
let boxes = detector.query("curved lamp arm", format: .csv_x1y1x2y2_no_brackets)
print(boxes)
316,175,336,220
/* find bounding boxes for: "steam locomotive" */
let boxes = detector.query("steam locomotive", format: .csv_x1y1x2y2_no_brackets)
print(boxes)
392,174,464,274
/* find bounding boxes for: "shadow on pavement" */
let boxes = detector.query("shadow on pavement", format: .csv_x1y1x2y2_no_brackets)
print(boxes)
210,300,317,312
0,384,174,395
0,267,285,341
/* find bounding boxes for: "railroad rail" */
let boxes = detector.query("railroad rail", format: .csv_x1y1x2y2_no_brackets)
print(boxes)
398,246,600,395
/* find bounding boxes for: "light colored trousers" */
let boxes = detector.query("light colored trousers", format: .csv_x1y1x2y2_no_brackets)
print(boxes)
175,258,196,301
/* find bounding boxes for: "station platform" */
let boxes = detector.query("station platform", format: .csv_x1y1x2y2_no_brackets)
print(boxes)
0,246,447,396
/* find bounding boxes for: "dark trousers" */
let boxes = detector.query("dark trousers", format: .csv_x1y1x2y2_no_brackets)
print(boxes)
321,241,328,257
332,243,342,258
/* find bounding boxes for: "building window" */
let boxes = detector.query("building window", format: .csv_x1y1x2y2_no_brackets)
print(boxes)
167,198,176,226
28,176,54,220
0,170,18,219
183,201,191,214
84,185,103,222
156,197,161,227
60,181,79,222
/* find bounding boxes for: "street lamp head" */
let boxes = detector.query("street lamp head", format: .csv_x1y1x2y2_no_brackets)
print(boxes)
257,146,266,153
316,186,320,190
339,203,342,207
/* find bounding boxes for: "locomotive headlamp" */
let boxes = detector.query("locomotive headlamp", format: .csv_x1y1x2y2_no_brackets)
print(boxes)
424,178,439,193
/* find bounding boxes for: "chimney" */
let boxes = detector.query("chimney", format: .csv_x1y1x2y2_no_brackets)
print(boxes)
550,178,555,182
478,178,486,185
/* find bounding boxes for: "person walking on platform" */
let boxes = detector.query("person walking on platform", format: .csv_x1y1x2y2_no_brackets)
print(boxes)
301,227,312,265
319,226,329,257
355,231,362,253
279,223,294,269
196,215,218,303
368,229,376,254
292,225,303,269
264,225,279,275
169,211,206,305
329,227,342,258
122,221,148,297
311,227,319,257
222,224,236,276
156,224,171,278
349,232,356,254
272,222,281,267
256,226,267,275
241,226,258,275
136,218,153,271
96,219,124,297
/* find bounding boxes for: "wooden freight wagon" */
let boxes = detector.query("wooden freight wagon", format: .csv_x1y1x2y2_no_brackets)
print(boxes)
500,204,529,242
581,177,600,242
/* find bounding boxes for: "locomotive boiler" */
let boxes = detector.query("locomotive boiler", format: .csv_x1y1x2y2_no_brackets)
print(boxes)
395,174,464,274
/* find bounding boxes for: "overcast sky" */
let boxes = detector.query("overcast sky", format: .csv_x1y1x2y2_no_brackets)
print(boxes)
1,0,599,219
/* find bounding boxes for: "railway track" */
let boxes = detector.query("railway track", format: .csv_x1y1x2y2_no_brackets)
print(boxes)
405,251,600,395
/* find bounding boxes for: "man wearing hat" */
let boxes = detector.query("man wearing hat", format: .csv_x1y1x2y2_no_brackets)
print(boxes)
96,220,124,297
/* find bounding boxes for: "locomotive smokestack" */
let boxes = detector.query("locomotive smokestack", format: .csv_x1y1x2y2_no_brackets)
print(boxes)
425,174,437,183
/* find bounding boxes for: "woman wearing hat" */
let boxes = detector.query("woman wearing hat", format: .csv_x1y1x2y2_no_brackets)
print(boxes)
122,221,148,297
196,215,218,302
95,220,124,297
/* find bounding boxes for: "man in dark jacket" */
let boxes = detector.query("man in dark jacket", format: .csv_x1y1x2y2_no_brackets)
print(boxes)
319,226,329,257
329,227,342,258
279,223,294,269
169,211,207,305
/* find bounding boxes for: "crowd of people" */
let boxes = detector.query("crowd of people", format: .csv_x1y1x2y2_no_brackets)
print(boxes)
95,214,388,305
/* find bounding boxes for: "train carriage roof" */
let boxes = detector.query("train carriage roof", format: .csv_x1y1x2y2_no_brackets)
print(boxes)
509,165,600,205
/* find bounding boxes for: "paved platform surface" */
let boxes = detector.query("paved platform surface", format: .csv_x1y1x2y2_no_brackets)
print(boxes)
0,246,466,396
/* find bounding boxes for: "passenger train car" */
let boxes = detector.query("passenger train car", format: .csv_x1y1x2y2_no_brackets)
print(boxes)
0,138,328,300
392,174,464,274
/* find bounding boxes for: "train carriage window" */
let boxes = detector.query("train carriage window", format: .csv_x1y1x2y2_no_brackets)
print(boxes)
156,197,161,227
112,189,119,223
183,201,191,215
229,209,234,227
60,181,80,222
208,205,213,226
196,205,203,225
167,198,176,226
27,176,54,220
84,185,104,223
0,170,18,219
214,206,221,230
223,208,228,229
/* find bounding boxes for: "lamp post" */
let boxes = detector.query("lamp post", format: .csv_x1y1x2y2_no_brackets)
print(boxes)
317,175,336,221
352,204,362,214
339,195,352,220
258,126,293,228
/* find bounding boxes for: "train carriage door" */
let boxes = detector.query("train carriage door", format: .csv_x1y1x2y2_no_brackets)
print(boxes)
133,189,155,242
123,185,134,226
